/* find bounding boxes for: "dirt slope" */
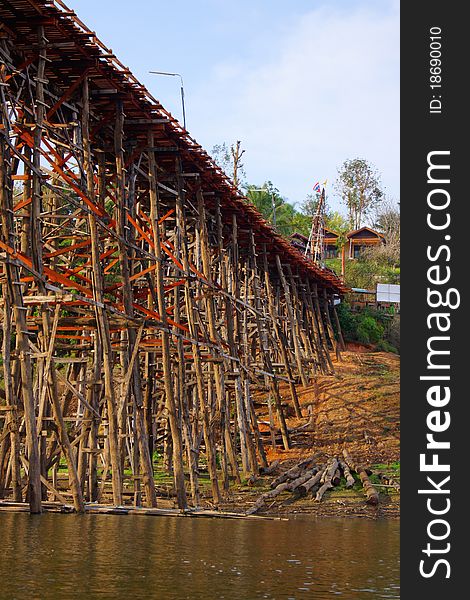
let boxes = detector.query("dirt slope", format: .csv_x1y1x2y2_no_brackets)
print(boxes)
220,348,400,517
260,349,399,466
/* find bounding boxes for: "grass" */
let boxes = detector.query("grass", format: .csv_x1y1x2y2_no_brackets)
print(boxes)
371,461,400,475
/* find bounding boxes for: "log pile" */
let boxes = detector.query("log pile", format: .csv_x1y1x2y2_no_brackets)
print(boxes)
314,457,339,502
342,448,379,506
246,448,383,514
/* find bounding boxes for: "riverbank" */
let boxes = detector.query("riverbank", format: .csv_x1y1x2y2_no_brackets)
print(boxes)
0,348,399,519
220,347,400,518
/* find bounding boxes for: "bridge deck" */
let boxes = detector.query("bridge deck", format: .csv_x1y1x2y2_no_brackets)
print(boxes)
0,0,346,513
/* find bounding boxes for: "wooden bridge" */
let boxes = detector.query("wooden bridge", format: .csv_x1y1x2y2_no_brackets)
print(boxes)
0,0,347,513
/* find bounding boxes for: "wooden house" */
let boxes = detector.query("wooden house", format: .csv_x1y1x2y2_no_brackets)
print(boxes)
290,231,309,254
347,227,385,259
289,227,340,258
323,227,340,258
290,225,385,264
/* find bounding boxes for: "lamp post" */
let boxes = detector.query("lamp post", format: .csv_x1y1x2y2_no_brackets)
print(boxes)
149,71,186,130
249,187,277,226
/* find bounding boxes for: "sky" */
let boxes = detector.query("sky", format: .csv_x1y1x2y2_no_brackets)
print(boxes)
70,0,399,214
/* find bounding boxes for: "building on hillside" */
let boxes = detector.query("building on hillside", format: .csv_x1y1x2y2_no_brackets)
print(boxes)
323,227,340,258
347,288,377,310
346,227,385,259
289,227,340,259
289,231,309,254
290,226,384,262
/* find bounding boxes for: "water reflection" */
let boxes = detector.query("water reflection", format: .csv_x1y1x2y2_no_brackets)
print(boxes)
0,513,399,599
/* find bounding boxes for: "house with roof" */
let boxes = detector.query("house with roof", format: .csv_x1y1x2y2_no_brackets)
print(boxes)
346,227,385,259
290,226,384,261
323,227,340,258
289,227,341,258
290,231,309,254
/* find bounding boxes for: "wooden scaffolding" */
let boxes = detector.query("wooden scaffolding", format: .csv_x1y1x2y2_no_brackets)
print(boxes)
0,0,347,513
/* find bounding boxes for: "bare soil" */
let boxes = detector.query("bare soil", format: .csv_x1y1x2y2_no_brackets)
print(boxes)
219,349,400,518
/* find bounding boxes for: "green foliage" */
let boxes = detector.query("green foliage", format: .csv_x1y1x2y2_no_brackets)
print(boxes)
290,211,312,237
336,302,397,352
245,182,305,237
373,461,400,474
245,182,279,221
274,202,296,237
300,197,349,236
325,211,349,234
335,301,358,340
375,339,399,354
325,255,400,290
356,315,383,344
244,183,350,240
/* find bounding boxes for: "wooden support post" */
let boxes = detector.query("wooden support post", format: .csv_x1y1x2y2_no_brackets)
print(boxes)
175,161,220,504
147,135,187,509
82,79,122,506
262,249,301,417
1,293,22,501
275,255,309,387
261,251,291,449
196,188,236,487
230,214,258,475
0,107,42,514
309,282,334,373
114,101,156,508
215,199,241,485
174,283,200,506
322,288,340,359
285,265,316,382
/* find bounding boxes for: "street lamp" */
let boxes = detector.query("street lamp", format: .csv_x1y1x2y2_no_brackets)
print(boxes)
149,71,186,130
249,187,277,226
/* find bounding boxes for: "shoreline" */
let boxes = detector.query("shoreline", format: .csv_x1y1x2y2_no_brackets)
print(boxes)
1,350,400,518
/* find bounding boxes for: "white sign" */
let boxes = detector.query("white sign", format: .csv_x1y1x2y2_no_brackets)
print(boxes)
376,283,400,303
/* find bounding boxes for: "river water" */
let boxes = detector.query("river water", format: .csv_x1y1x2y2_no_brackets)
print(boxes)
0,513,399,599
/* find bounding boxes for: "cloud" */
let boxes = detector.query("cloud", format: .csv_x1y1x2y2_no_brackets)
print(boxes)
191,2,399,210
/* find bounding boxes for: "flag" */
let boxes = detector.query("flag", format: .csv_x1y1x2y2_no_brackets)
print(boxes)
322,179,328,187
313,181,321,194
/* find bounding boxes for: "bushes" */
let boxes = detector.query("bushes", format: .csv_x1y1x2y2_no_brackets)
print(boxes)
336,302,398,352
356,315,384,344
375,338,399,353
335,301,357,340
324,257,400,290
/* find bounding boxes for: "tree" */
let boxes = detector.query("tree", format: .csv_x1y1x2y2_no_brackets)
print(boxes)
373,199,400,246
290,211,312,237
212,141,246,189
325,211,349,234
335,158,384,229
212,142,230,172
230,141,245,189
245,181,284,222
300,192,324,217
246,182,307,237
275,202,297,237
364,199,400,267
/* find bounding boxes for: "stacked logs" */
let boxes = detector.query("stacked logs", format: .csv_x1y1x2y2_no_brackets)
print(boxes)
247,449,380,514
342,448,379,506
